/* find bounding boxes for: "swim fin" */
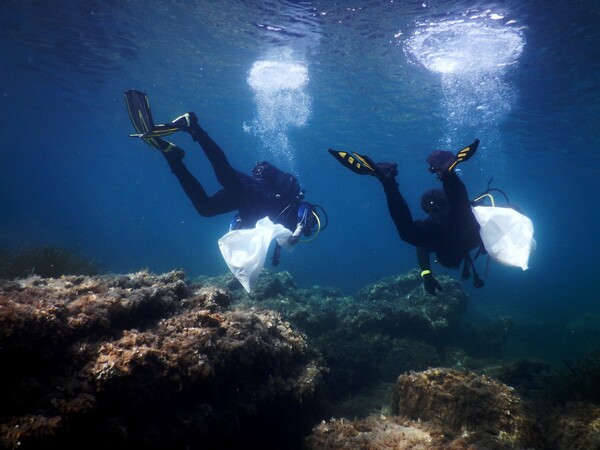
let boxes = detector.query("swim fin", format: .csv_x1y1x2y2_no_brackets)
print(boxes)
130,122,184,139
328,148,378,176
136,112,196,138
447,138,480,172
124,90,172,150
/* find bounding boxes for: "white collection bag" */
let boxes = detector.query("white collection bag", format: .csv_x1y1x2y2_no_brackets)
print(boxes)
472,206,535,270
218,217,293,293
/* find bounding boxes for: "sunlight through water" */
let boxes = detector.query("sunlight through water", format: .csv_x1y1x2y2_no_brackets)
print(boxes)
404,10,525,149
244,53,311,171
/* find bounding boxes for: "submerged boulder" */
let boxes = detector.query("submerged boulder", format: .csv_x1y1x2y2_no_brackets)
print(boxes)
354,270,468,341
305,415,438,450
0,271,323,450
391,368,534,448
199,269,471,400
541,402,600,449
306,367,536,450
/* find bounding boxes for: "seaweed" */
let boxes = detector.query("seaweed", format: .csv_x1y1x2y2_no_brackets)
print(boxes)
545,350,600,405
0,246,103,279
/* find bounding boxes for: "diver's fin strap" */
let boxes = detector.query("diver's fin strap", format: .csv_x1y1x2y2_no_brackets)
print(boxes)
130,123,184,139
328,148,377,176
448,138,480,172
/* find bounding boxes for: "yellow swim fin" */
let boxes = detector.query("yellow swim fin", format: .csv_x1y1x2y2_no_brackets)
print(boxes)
448,138,480,172
328,148,377,175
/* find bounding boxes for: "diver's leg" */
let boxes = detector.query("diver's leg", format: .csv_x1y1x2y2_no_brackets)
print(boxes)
172,114,242,191
381,178,429,247
163,149,237,216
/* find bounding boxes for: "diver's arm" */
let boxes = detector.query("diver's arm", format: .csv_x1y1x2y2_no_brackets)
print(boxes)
417,247,431,272
381,178,429,247
417,247,443,295
442,171,470,210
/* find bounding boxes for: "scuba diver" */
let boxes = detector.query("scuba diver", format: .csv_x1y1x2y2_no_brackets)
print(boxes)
329,139,484,295
124,90,325,265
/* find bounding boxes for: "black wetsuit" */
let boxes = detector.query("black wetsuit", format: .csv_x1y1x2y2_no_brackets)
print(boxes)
161,125,299,232
381,172,482,269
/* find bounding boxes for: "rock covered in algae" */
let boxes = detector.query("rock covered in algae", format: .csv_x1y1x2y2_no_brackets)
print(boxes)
541,402,600,449
0,271,323,449
354,270,468,339
199,269,469,399
391,367,534,448
203,269,468,344
306,367,536,450
304,415,439,450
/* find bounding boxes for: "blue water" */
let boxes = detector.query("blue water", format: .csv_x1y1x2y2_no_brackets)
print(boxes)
1,1,599,335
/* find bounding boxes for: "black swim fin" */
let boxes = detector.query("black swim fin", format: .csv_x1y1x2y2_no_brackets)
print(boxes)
131,122,184,139
328,148,378,176
448,138,480,172
124,90,179,151
125,91,188,139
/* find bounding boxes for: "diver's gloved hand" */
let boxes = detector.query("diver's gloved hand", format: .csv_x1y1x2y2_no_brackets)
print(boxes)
422,271,443,295
374,162,398,179
327,149,398,180
427,139,480,178
427,150,457,178
287,223,304,245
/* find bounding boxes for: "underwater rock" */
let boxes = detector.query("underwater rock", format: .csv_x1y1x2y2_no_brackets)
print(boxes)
541,402,600,449
305,411,532,450
0,271,324,449
565,314,600,361
195,269,299,304
316,335,442,399
306,367,538,449
458,315,514,358
246,269,298,299
0,245,103,279
196,269,470,403
239,269,469,346
352,270,468,341
483,358,552,401
236,270,466,399
200,270,468,343
304,415,439,450
540,350,600,412
4,269,597,449
533,350,600,448
391,367,534,448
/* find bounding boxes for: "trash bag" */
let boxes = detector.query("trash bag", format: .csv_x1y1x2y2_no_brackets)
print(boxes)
472,206,534,270
218,217,293,293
